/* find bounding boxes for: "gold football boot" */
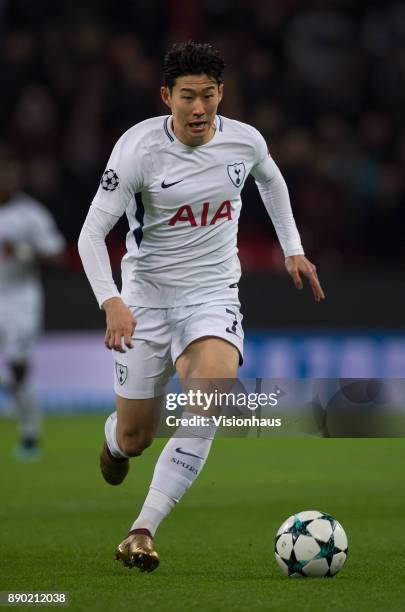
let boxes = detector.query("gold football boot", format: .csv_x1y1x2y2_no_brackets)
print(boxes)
115,530,160,573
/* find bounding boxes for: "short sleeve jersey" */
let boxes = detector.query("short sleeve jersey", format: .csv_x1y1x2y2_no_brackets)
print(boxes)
92,115,274,307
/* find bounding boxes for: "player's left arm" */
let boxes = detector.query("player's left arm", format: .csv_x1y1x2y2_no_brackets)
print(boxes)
250,137,325,302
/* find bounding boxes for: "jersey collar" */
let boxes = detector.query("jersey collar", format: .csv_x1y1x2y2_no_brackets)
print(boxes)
164,115,223,147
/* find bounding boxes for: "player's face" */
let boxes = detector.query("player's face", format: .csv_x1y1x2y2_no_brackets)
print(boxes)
161,74,223,147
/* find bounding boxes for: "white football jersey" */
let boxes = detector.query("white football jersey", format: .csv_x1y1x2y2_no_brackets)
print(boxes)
0,193,65,304
91,115,296,307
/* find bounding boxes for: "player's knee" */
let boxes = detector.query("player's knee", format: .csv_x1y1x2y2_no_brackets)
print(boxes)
119,429,153,456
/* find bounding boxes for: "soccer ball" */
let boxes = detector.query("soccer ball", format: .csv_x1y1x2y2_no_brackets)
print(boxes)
275,510,348,577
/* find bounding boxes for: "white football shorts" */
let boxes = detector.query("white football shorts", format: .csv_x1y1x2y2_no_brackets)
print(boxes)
112,300,244,399
0,289,42,362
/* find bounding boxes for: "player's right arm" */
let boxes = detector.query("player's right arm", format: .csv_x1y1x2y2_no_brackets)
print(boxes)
78,128,149,352
78,205,135,352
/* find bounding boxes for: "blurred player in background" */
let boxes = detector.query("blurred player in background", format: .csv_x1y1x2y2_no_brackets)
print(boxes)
0,146,66,460
79,42,324,572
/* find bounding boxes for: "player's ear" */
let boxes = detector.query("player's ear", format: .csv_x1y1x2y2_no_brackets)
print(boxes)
160,86,172,110
218,83,224,103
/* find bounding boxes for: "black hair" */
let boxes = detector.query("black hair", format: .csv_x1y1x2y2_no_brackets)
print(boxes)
163,41,225,89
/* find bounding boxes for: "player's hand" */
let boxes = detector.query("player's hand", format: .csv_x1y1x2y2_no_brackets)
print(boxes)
285,255,325,303
102,297,136,352
1,241,35,262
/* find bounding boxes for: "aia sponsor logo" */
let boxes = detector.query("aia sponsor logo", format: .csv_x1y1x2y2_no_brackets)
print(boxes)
168,200,232,227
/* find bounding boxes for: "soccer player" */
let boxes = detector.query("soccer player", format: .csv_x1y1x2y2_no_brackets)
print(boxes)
78,42,324,572
0,146,66,460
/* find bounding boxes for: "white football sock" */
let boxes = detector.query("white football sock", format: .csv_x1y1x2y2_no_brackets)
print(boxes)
13,381,42,441
130,412,217,536
104,412,128,458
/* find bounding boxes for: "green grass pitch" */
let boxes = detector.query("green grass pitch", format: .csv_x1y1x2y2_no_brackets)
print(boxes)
1,416,404,612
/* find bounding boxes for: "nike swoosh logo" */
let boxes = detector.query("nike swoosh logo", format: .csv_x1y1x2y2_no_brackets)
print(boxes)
161,179,184,189
175,447,204,460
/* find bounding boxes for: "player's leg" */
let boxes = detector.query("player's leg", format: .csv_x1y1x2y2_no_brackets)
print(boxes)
101,305,173,484
125,334,240,571
1,299,42,460
140,337,239,517
176,335,240,394
104,396,166,572
1,295,43,460
10,359,42,460
115,304,242,572
105,399,167,572
104,306,175,571
101,395,162,485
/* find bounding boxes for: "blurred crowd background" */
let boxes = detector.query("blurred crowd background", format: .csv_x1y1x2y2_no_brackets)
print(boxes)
2,0,404,272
